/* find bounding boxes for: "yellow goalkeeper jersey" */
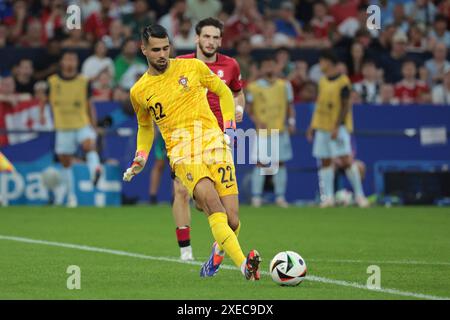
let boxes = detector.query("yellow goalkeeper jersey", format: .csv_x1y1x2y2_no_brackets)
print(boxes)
130,58,235,166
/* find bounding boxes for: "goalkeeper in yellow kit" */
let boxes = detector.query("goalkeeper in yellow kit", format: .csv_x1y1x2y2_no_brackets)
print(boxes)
123,24,261,281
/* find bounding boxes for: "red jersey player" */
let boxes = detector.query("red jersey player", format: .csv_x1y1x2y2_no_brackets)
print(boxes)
170,18,245,273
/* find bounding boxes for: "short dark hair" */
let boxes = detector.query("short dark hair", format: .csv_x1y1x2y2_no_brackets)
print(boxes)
259,55,276,67
195,17,224,37
402,58,417,67
61,50,78,59
435,14,447,24
319,49,339,64
362,59,376,67
142,24,169,43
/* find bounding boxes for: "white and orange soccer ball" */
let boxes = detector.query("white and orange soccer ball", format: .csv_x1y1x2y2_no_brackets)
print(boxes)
269,251,307,286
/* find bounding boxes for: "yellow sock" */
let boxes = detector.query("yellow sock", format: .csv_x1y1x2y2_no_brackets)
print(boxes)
208,212,246,267
217,221,240,252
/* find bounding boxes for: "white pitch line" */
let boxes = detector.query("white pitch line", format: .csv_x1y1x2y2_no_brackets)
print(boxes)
0,235,449,300
307,258,450,267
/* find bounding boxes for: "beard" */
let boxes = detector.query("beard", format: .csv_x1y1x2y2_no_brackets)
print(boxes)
150,59,168,72
199,42,217,58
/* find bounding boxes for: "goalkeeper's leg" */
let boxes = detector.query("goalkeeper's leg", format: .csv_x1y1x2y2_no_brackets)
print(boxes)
200,194,241,277
194,178,260,280
172,178,193,261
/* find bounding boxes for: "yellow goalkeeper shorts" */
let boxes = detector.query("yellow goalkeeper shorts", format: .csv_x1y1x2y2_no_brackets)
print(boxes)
173,147,239,198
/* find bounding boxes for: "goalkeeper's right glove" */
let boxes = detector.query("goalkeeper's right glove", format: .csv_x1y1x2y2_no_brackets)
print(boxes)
123,150,148,182
224,120,237,146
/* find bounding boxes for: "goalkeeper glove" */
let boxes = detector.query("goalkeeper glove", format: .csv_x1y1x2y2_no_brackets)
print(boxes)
123,150,148,182
224,120,236,146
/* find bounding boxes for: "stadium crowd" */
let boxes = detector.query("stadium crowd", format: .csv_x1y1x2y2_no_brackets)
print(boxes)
1,0,450,106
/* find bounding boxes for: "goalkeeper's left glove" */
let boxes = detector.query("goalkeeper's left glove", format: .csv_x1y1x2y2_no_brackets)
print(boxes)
123,150,148,182
224,120,236,146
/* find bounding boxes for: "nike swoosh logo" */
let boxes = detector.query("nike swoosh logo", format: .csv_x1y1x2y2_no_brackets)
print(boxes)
146,94,154,101
221,235,232,246
225,184,234,189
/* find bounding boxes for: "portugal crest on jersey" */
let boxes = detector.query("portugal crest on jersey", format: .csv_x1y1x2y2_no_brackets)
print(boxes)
179,76,189,91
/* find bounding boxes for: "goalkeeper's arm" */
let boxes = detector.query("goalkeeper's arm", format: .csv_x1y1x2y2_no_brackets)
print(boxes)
123,91,155,182
198,60,236,130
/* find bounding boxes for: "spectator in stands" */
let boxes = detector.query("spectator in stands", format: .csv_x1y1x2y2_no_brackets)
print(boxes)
71,0,101,22
111,0,135,18
274,1,303,39
34,38,62,81
0,25,7,48
432,65,450,105
438,0,450,23
288,60,309,103
158,0,187,39
82,40,115,81
394,59,429,104
423,42,450,87
91,69,113,102
309,1,335,40
222,0,262,48
298,80,318,103
121,0,156,40
353,60,382,104
3,0,27,44
297,24,332,49
369,23,396,57
380,30,409,84
250,18,294,49
377,83,399,105
0,76,32,106
329,0,359,27
40,0,66,42
84,0,114,42
405,0,437,26
384,3,409,34
376,0,395,28
102,19,127,49
173,17,196,51
428,15,450,49
13,59,36,95
234,37,257,87
113,38,147,90
274,47,295,78
346,41,366,83
186,0,222,24
150,0,174,20
337,4,378,39
18,18,45,48
61,29,91,49
407,23,429,53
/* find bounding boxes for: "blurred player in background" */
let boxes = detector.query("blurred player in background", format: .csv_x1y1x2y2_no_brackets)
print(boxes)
169,17,244,263
307,50,368,208
123,24,261,281
246,56,296,208
42,51,101,208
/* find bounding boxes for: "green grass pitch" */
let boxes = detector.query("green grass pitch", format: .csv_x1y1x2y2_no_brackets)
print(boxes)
0,205,449,300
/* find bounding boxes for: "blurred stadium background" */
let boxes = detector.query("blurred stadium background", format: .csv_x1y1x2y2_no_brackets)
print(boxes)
0,0,449,207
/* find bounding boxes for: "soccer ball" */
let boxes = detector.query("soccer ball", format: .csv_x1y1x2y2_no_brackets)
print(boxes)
335,189,353,206
269,251,307,286
41,167,61,190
